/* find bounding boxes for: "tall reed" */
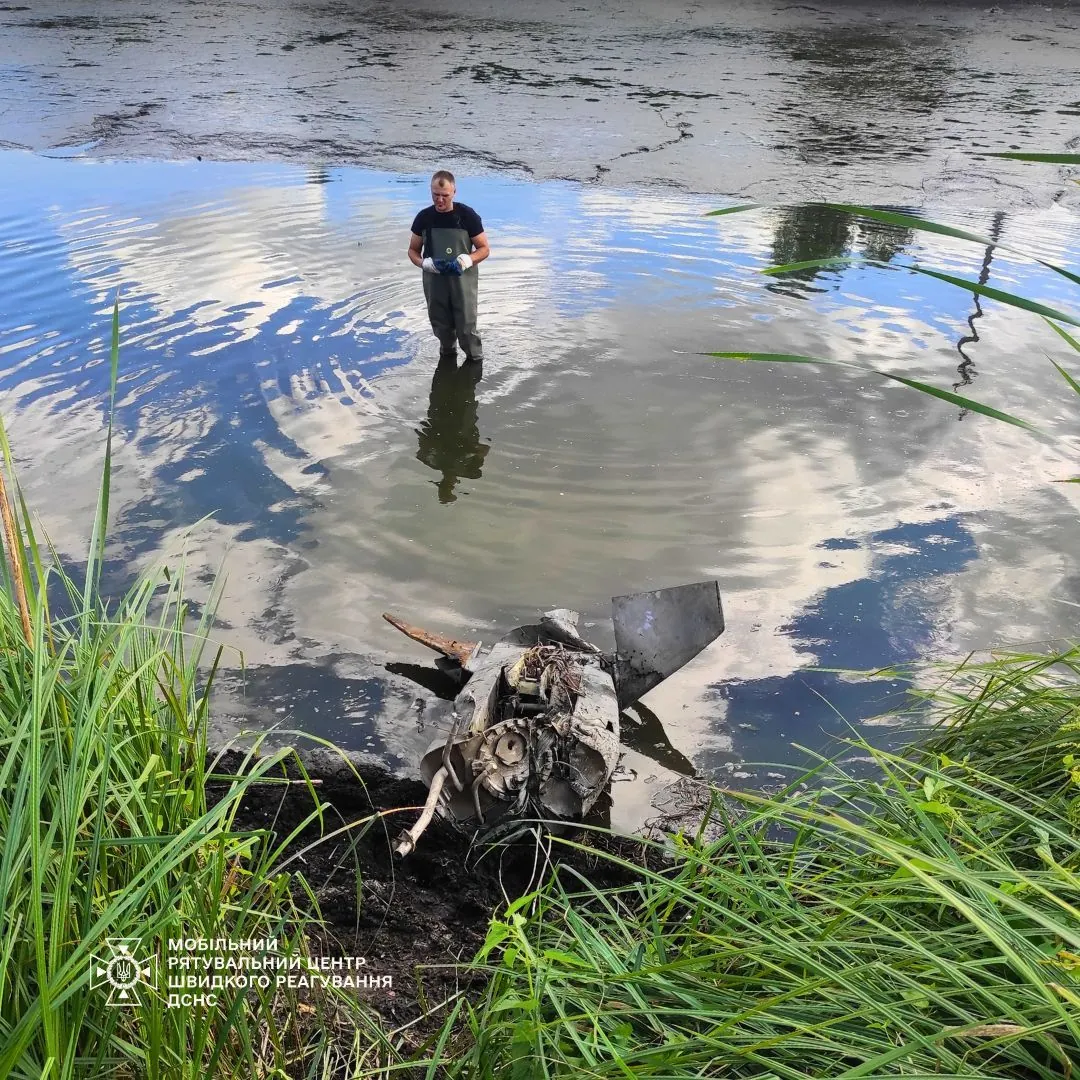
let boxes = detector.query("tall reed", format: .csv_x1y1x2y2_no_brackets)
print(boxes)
0,304,389,1079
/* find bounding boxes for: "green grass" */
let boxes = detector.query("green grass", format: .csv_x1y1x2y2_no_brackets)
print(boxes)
429,650,1080,1078
0,304,391,1080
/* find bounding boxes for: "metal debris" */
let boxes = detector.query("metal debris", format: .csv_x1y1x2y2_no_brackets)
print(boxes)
381,611,481,667
612,581,725,710
384,581,724,855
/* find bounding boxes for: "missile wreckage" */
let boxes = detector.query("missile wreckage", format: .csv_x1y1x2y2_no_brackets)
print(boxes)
383,581,724,855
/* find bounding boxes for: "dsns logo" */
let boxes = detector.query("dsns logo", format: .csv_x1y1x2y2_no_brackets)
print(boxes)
90,938,156,1006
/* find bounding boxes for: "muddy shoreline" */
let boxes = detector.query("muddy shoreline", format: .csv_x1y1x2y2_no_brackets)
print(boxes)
5,0,1080,207
209,744,669,1049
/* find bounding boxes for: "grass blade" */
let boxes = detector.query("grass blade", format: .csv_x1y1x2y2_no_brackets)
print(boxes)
704,351,1037,430
81,297,120,625
827,203,1080,290
703,203,760,217
907,265,1080,328
989,152,1080,163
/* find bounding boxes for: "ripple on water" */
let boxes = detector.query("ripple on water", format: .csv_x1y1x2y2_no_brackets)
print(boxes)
2,154,1080,829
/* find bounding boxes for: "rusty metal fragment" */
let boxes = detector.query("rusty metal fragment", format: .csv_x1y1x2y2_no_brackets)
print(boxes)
381,611,481,668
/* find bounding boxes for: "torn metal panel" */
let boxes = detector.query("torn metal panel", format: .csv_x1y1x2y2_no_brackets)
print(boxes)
539,609,602,654
387,585,725,856
612,581,725,710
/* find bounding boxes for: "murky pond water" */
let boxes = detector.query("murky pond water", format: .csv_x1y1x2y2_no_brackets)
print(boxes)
2,0,1079,830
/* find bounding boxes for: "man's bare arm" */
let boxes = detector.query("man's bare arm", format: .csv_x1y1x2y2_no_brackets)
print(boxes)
408,232,424,267
469,231,490,265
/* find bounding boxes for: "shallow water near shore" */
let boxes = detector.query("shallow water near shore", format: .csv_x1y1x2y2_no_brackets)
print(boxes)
2,0,1080,831
4,150,1079,828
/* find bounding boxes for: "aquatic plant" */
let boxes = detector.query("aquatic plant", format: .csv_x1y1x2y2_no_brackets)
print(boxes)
0,304,390,1079
705,157,1080,469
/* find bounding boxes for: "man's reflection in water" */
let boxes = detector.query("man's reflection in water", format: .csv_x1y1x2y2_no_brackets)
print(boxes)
415,358,490,503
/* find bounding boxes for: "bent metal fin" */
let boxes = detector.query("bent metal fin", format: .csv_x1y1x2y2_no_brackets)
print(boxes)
611,580,725,710
381,612,482,669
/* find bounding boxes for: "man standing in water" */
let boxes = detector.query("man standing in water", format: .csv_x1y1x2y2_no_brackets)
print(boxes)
408,170,489,365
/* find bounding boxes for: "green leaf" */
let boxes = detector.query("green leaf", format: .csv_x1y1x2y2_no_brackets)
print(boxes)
541,949,590,968
827,204,1080,289
705,351,836,365
703,202,760,217
477,919,511,962
1045,317,1080,357
989,152,1080,163
901,989,931,1010
879,373,1036,430
133,755,160,790
490,995,539,1014
889,855,941,879
705,351,1037,430
82,297,120,626
762,256,860,276
1048,358,1080,399
423,997,464,1080
908,265,1080,328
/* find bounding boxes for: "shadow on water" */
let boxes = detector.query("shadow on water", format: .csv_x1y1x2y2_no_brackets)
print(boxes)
216,660,404,764
415,358,490,504
621,701,697,777
384,661,463,701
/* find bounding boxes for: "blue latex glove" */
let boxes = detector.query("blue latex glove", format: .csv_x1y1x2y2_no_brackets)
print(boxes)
434,258,463,276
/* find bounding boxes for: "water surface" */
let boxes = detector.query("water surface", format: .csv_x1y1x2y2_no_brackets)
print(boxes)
3,151,1079,829
3,0,1080,829
4,0,1080,206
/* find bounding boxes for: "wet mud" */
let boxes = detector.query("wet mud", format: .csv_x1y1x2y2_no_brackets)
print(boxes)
4,0,1080,206
211,748,659,1048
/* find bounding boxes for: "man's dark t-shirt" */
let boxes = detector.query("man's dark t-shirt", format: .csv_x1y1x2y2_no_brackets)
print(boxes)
411,203,484,257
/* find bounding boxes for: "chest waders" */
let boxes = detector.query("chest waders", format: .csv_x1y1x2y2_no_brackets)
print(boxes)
423,222,483,362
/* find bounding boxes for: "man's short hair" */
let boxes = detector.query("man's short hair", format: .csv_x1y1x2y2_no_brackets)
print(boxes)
431,169,456,187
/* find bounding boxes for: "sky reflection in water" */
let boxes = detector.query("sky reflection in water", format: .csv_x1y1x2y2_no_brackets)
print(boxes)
2,150,1079,826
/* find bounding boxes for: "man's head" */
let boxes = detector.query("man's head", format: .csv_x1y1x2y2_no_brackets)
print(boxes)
431,170,456,211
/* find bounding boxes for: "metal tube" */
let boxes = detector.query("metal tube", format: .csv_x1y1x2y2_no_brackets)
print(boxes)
394,765,448,857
